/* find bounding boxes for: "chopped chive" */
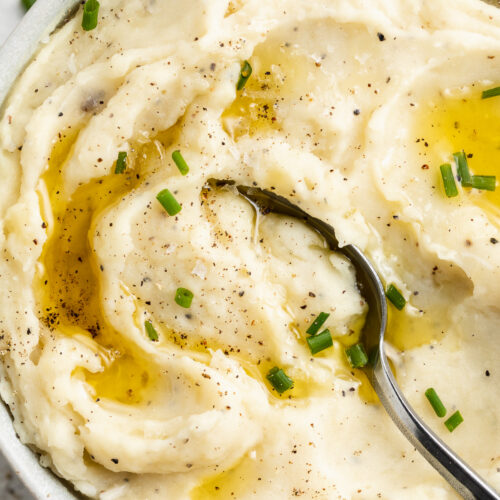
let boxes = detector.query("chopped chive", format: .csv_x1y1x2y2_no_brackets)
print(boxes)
453,151,472,187
345,343,368,368
144,320,159,341
236,60,252,91
266,367,293,393
21,0,36,9
386,284,406,310
440,163,459,197
444,410,464,432
306,312,330,335
175,287,194,308
481,86,500,100
172,150,189,176
471,175,496,192
306,329,333,355
114,152,127,174
425,388,447,418
156,189,181,216
82,0,100,31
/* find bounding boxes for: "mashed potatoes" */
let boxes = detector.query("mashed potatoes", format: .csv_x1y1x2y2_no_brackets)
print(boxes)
0,0,499,498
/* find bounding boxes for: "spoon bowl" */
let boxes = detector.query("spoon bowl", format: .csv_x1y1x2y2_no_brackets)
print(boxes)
211,179,500,500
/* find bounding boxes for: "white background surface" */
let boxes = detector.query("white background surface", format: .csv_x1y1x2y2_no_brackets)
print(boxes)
0,5,36,499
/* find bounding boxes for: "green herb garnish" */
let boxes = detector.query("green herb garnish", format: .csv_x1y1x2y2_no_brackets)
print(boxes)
21,0,37,9
114,152,127,174
175,287,194,308
172,150,189,176
82,0,100,31
345,343,369,368
144,320,159,341
306,312,330,335
386,284,406,310
156,189,182,216
236,61,252,91
266,367,293,393
306,329,333,355
425,388,447,418
440,163,459,197
471,175,496,192
453,151,472,187
481,86,500,100
444,410,464,432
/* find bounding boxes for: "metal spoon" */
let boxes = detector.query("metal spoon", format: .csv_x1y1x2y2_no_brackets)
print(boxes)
210,179,499,500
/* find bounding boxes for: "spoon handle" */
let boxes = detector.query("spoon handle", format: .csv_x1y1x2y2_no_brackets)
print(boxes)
373,358,500,500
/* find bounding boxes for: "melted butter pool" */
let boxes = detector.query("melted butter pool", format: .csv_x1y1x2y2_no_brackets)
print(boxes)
416,86,500,213
384,86,500,354
385,307,447,352
222,41,316,139
36,130,156,405
191,454,257,500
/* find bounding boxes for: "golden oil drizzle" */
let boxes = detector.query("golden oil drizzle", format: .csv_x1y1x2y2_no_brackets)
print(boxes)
415,87,500,213
385,307,447,352
36,130,161,405
222,42,315,140
335,88,500,400
191,454,257,500
382,86,500,359
83,354,151,405
224,0,244,17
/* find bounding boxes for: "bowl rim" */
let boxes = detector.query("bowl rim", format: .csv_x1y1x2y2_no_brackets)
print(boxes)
0,1,82,498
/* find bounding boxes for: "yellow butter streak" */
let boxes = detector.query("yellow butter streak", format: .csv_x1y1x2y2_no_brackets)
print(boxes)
36,130,155,405
222,42,315,140
386,86,500,354
191,454,257,500
417,88,500,212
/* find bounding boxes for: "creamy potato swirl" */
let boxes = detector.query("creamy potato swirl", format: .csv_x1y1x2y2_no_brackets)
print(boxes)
0,0,499,498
